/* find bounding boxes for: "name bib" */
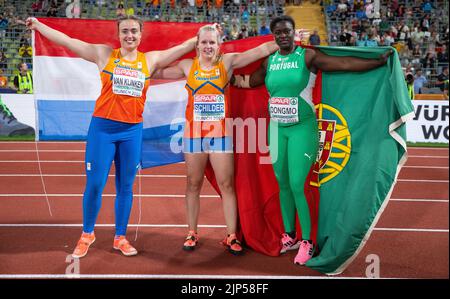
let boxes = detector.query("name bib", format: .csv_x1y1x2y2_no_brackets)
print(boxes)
112,66,145,97
193,94,225,121
269,97,299,124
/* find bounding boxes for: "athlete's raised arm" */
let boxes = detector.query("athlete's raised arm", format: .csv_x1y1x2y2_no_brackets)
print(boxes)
307,48,393,73
223,41,278,77
231,57,268,89
146,37,197,75
26,17,111,70
151,59,193,80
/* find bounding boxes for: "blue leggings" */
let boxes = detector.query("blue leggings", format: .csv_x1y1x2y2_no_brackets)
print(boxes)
83,117,143,236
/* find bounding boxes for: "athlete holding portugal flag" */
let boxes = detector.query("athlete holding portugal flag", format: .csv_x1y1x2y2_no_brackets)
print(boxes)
232,15,392,265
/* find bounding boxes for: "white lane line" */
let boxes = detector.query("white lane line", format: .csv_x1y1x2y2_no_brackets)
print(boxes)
0,160,85,163
0,224,447,233
0,194,220,198
408,155,449,158
1,195,448,202
0,224,226,228
0,141,84,144
0,274,396,279
408,147,449,150
0,174,187,178
390,199,449,203
0,150,84,153
402,166,448,169
398,179,448,183
0,175,448,183
0,160,186,164
1,151,447,158
374,228,449,233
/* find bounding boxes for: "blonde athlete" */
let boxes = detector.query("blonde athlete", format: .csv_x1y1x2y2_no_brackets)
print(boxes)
154,25,278,255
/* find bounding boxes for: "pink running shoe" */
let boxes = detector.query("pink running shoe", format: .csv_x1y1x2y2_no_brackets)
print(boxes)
294,240,314,265
280,233,300,254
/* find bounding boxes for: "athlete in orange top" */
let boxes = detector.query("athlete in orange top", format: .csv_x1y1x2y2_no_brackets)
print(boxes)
153,25,278,255
26,15,197,258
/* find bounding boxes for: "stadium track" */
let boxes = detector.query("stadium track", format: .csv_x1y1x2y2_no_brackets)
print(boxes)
0,142,448,278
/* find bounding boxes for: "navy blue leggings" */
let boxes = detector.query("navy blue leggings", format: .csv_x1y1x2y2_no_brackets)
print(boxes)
83,117,142,236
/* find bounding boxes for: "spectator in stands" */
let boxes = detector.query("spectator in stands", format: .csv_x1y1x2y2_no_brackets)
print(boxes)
18,41,33,58
248,25,258,37
365,0,375,19
380,31,395,46
339,25,353,46
353,0,364,12
397,20,410,42
20,30,32,47
309,29,321,46
0,14,9,39
437,44,448,64
421,52,436,69
411,26,425,45
142,1,152,18
32,0,44,13
356,28,378,47
337,0,348,20
0,51,7,70
46,1,58,17
421,14,430,31
65,0,81,19
126,5,135,16
412,43,423,64
238,24,248,40
116,3,126,17
230,24,239,40
422,0,434,14
436,66,449,94
405,72,415,100
259,21,270,35
0,69,8,89
13,62,33,94
413,69,427,94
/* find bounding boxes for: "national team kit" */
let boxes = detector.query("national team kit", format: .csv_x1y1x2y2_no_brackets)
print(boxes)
83,46,317,260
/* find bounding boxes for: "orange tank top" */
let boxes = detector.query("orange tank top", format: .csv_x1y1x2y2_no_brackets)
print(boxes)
93,49,151,123
184,58,231,138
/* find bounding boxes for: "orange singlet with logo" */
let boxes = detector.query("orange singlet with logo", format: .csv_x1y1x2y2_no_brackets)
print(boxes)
184,58,231,138
93,49,151,123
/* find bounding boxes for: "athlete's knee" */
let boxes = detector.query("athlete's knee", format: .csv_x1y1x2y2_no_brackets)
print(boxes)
289,179,306,196
186,175,204,193
217,176,235,194
84,178,105,199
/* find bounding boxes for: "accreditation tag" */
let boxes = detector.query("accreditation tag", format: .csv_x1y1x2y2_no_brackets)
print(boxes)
269,97,299,124
193,94,225,121
112,66,145,97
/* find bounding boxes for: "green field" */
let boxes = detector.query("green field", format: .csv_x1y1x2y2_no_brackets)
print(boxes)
407,142,449,148
0,135,35,141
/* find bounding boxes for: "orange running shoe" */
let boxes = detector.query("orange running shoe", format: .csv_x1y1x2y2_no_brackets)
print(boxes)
222,233,243,256
183,231,199,251
113,236,138,256
72,232,96,258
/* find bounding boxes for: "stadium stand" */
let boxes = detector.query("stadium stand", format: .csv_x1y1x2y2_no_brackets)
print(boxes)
0,0,448,96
